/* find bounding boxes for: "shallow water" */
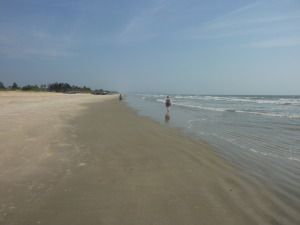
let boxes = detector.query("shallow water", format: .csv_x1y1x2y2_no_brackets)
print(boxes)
125,94,300,200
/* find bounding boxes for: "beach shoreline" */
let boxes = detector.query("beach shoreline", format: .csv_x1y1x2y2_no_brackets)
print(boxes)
0,92,299,225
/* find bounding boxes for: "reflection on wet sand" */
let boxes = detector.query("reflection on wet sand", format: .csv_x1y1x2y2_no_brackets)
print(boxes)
165,112,170,123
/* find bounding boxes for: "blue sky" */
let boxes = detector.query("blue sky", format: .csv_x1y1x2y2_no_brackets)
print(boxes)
0,0,300,94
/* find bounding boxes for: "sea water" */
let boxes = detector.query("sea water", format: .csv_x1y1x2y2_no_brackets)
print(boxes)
125,94,300,199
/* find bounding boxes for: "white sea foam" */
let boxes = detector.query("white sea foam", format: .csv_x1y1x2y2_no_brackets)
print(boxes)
155,95,300,119
173,95,300,105
235,110,300,119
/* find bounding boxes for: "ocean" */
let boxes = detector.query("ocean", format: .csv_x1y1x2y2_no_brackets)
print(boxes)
125,94,300,199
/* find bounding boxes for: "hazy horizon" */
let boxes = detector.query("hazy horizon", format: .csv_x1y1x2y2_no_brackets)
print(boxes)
1,0,300,95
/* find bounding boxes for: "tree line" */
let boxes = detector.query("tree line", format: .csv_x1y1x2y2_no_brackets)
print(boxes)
0,82,114,94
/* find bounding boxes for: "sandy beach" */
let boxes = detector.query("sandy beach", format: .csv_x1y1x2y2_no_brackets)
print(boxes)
0,92,299,225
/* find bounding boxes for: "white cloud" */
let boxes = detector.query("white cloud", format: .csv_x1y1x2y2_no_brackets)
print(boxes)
0,21,75,59
0,34,15,45
251,38,300,48
203,14,300,30
217,1,263,21
0,46,73,59
178,0,300,45
24,48,73,57
0,32,74,59
116,0,169,43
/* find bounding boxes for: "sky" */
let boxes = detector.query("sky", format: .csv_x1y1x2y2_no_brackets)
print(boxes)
0,0,300,95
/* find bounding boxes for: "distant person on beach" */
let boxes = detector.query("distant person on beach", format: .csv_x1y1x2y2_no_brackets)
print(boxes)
119,94,123,101
166,96,171,112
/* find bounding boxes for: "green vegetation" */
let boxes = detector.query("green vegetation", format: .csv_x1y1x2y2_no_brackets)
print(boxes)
22,85,40,91
12,82,19,90
0,82,5,89
0,81,117,94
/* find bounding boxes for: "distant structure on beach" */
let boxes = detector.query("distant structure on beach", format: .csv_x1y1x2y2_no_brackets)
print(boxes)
92,91,108,95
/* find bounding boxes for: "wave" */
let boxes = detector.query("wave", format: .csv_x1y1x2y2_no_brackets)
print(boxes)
157,99,300,119
236,110,300,119
249,149,300,161
173,95,300,106
138,94,300,107
134,94,166,99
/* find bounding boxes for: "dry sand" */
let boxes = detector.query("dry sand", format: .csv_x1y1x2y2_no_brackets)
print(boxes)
0,92,299,225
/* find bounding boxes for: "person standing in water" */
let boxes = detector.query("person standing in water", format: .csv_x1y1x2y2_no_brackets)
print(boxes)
165,96,171,112
119,94,123,103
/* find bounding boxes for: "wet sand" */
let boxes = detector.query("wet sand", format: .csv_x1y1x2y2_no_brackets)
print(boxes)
0,92,299,225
